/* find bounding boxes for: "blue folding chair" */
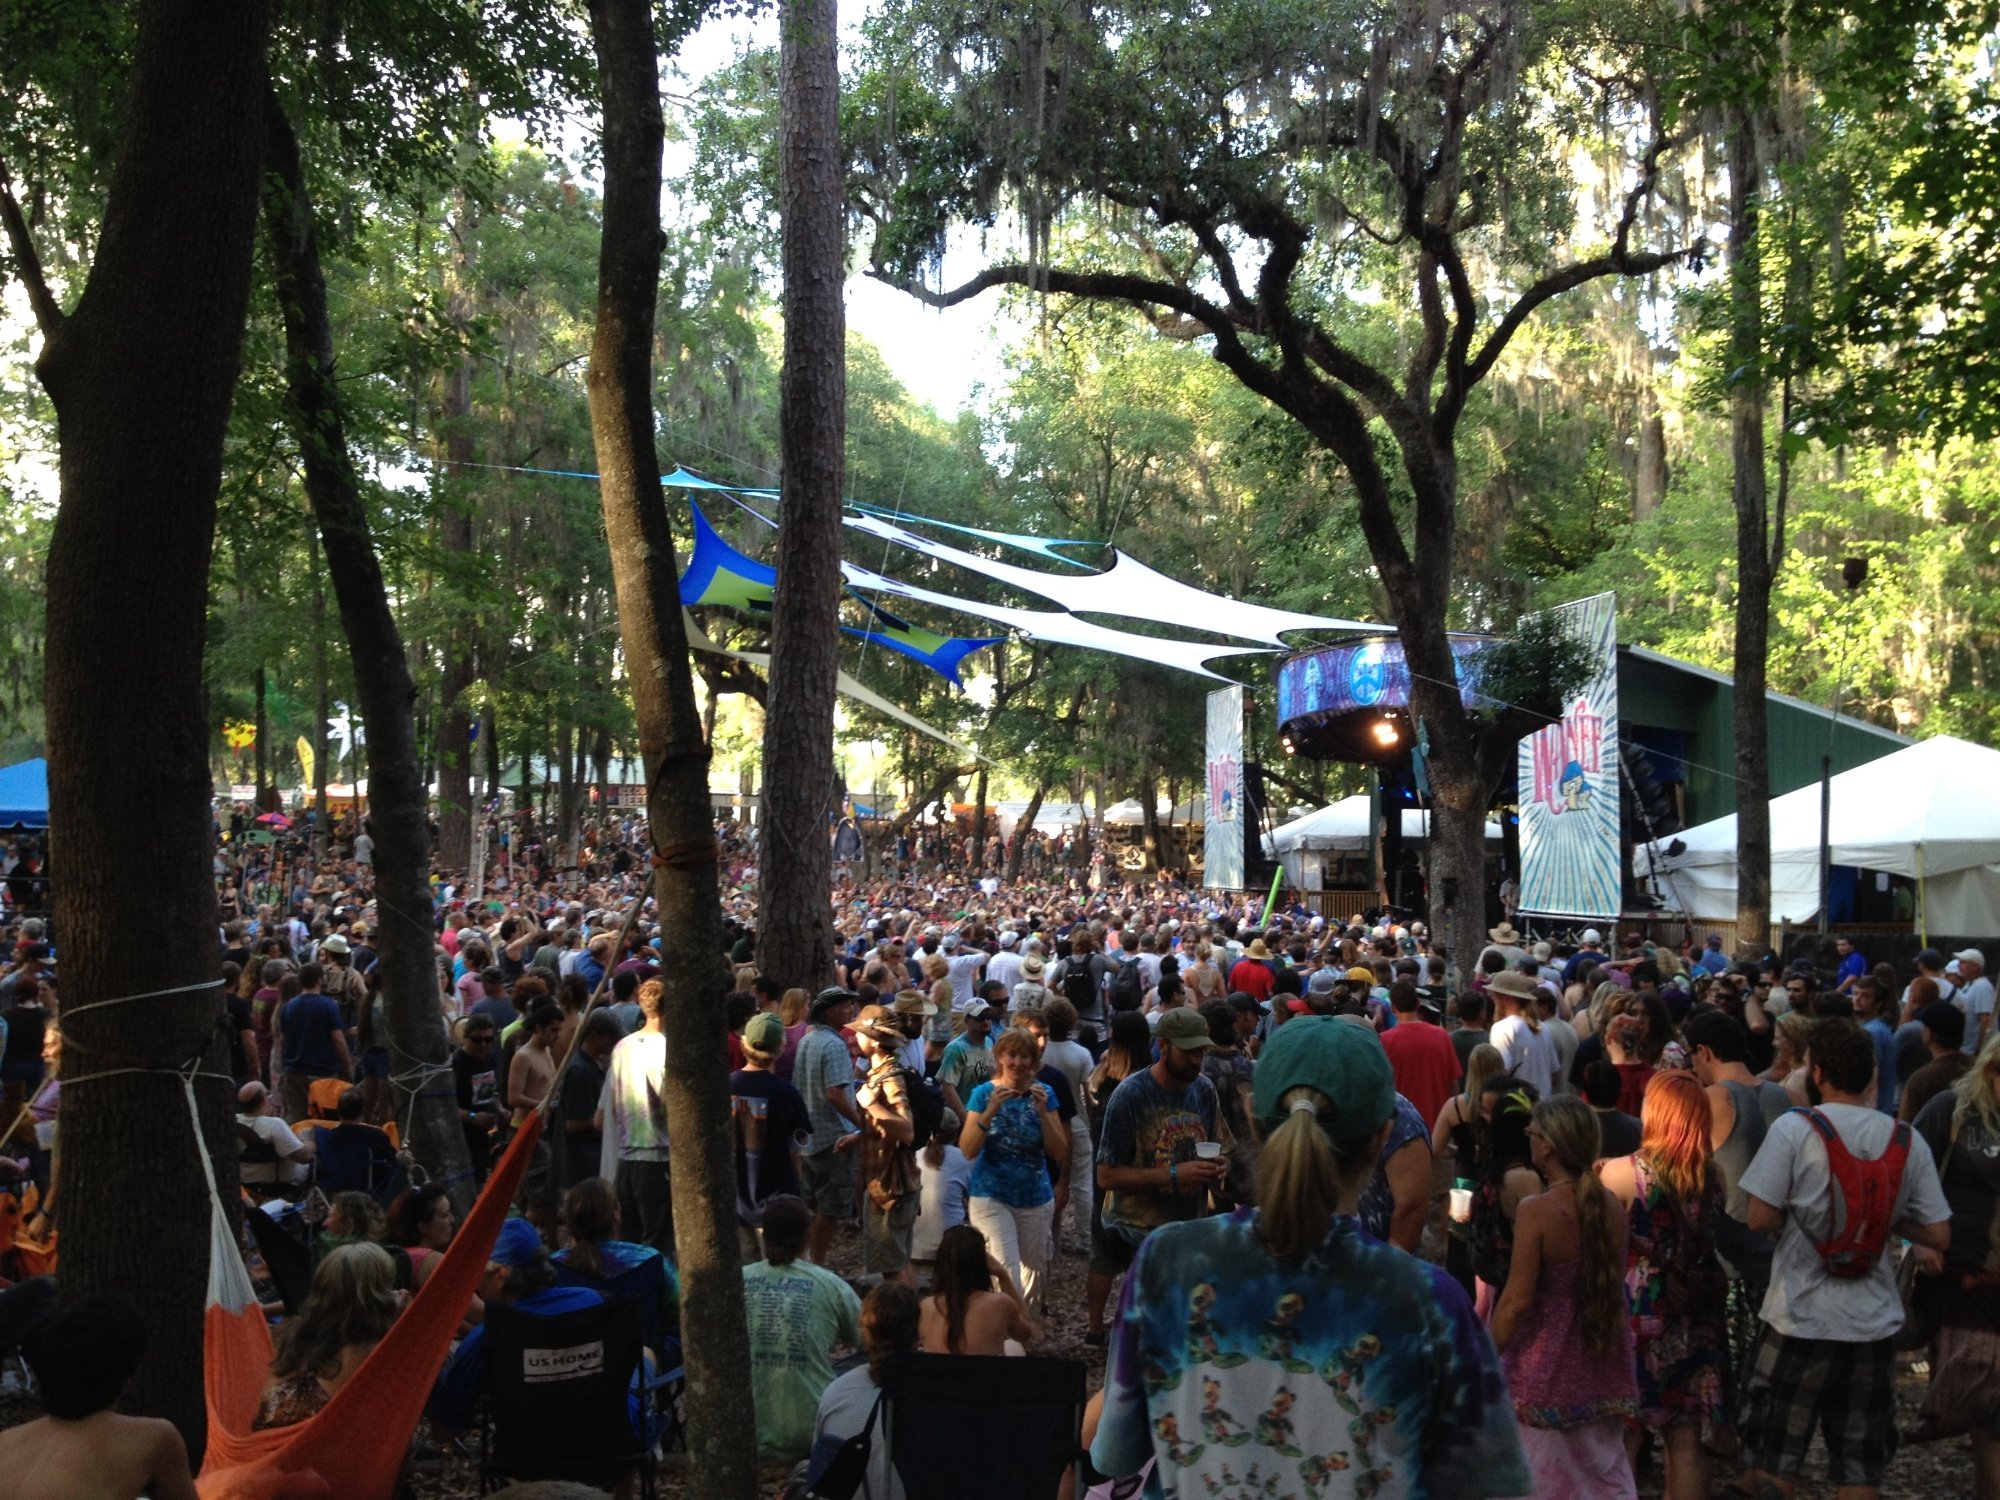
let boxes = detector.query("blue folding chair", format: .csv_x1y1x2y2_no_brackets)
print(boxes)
550,1250,684,1450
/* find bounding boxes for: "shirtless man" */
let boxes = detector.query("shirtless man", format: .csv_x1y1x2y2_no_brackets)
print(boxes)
0,1297,197,1500
507,1000,562,1126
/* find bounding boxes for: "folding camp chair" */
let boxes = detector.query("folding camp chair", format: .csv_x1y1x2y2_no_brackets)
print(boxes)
310,1123,407,1203
879,1352,1085,1500
477,1294,659,1498
243,1204,314,1316
549,1252,684,1451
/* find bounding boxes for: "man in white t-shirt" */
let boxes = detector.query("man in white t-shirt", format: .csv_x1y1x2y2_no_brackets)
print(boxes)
1738,1018,1950,1499
985,930,1024,997
1485,971,1559,1096
1953,947,1994,1056
236,1082,314,1187
942,934,985,1003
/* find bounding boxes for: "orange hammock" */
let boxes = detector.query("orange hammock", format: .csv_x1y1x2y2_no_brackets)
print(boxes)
196,1111,542,1500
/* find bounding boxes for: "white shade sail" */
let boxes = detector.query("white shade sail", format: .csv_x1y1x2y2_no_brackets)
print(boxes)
843,512,1373,644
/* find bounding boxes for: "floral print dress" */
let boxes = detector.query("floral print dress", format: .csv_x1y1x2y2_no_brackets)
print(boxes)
1623,1156,1729,1430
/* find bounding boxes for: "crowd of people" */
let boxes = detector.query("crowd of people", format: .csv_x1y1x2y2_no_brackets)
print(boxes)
3,808,1999,1499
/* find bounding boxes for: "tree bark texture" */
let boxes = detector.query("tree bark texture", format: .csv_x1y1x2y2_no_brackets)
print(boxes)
757,0,846,993
434,368,477,876
1727,105,1774,955
261,96,476,1201
1005,784,1045,884
584,2,760,1493
33,0,270,1453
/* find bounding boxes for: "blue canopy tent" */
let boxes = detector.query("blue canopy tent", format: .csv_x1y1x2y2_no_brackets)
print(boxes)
0,759,49,829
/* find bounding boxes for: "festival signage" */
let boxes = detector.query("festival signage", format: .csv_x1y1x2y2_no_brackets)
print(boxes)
1204,686,1245,890
1516,592,1621,919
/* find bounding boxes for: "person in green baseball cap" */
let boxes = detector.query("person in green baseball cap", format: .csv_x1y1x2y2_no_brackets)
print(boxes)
1090,1014,1531,1499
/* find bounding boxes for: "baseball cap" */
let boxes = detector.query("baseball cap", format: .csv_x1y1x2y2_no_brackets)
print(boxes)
955,995,1001,1019
999,930,1018,948
1345,966,1374,984
1532,942,1553,962
1252,1014,1395,1142
743,1011,786,1056
489,1218,544,1269
1919,1000,1967,1050
1156,1007,1215,1052
1955,948,1986,967
1307,968,1340,996
1581,929,1603,945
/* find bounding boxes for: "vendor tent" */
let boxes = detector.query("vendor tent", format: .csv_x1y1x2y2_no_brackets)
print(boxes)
1634,734,2000,929
1262,795,1501,855
0,759,48,829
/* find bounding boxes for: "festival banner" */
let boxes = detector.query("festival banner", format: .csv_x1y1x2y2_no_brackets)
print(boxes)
1516,592,1621,919
1204,686,1245,890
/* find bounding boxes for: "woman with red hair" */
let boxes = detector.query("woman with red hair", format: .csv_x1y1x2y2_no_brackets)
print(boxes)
1599,1070,1729,1500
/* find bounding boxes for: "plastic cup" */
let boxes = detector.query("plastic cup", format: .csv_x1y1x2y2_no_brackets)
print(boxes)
1194,1141,1222,1161
1449,1187,1473,1222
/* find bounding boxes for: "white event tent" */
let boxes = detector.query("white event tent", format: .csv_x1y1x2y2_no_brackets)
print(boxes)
1262,795,1501,887
1633,734,2000,930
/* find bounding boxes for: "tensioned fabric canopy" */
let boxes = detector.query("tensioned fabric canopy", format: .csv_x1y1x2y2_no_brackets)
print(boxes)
839,562,1273,682
843,511,1374,645
681,613,989,763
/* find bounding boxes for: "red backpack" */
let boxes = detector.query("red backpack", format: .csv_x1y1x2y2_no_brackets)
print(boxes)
1796,1107,1910,1279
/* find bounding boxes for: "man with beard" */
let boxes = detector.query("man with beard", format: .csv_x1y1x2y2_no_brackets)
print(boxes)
1091,1008,1223,1342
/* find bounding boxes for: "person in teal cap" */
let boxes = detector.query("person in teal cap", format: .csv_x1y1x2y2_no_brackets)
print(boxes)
1090,1016,1531,1499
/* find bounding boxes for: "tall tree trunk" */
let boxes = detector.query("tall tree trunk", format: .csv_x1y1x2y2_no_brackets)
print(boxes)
254,663,269,808
757,0,846,992
1005,783,1045,884
311,521,330,857
1633,380,1667,522
261,95,475,1197
584,2,758,1492
33,0,270,1451
1728,104,1774,957
1138,769,1162,875
434,351,478,873
971,765,989,869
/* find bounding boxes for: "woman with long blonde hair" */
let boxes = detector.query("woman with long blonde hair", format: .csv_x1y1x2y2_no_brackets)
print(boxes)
775,986,810,1079
1088,1017,1530,1493
1493,1095,1639,1498
1599,1071,1728,1500
257,1243,403,1430
1430,1040,1504,1162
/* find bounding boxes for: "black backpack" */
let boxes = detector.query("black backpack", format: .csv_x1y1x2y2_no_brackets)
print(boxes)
1062,960,1100,1015
900,1063,947,1144
1108,960,1144,1013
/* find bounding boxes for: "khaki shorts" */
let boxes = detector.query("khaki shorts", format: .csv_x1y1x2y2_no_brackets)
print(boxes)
863,1191,920,1274
801,1147,855,1221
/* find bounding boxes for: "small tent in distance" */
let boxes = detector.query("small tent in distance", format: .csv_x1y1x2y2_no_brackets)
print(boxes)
0,759,48,830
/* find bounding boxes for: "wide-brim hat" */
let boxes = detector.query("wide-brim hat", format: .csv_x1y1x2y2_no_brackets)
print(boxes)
1247,940,1271,960
1488,923,1522,945
892,990,938,1017
1487,970,1543,1002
